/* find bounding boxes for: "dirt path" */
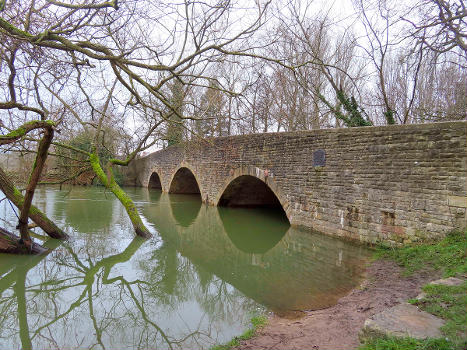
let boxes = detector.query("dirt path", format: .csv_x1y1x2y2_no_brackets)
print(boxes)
235,260,436,350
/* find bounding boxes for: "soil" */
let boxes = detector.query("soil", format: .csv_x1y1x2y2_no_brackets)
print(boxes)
235,259,437,350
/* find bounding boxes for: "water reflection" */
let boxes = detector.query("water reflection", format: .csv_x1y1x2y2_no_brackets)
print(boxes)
0,186,370,350
169,194,202,227
218,206,288,254
138,189,369,316
52,187,116,234
0,239,62,349
0,187,260,350
1,237,253,349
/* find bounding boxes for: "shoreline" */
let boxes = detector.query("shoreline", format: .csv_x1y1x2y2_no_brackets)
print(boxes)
230,258,436,350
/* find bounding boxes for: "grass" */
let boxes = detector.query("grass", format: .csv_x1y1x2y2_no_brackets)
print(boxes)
210,315,268,350
359,336,456,350
374,230,467,277
360,230,467,350
411,283,467,348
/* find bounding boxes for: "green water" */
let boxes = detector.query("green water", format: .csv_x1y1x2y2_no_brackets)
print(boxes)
0,186,370,350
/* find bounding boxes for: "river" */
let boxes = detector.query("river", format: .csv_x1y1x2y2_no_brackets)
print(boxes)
0,186,370,350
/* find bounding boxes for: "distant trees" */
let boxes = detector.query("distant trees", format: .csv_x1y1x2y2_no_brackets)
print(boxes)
0,0,465,251
352,0,466,125
166,80,185,146
195,80,226,137
55,127,126,185
259,0,466,128
161,0,466,132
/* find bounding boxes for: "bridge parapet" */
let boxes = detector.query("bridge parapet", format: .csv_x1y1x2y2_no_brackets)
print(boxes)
125,121,467,245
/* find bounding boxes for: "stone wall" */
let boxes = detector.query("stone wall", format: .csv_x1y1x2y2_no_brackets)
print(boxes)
125,121,467,245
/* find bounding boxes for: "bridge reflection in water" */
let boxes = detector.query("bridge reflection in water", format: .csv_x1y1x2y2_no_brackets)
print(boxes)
0,186,370,350
140,188,370,317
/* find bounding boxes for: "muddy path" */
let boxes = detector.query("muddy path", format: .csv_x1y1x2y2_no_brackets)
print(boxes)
235,260,436,350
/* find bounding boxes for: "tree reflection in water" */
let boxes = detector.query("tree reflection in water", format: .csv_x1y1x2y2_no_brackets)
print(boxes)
0,187,257,350
0,236,254,349
0,186,370,350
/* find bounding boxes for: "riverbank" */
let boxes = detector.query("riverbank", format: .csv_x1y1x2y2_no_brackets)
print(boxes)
231,230,466,350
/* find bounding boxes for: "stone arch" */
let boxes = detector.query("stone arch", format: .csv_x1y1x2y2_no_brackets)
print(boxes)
168,165,202,197
215,166,291,223
145,166,166,190
147,171,162,189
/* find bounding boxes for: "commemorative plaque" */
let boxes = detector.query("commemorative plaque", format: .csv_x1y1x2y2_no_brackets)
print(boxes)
313,149,326,167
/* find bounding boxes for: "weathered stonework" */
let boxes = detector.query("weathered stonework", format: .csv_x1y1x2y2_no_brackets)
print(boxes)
124,121,467,245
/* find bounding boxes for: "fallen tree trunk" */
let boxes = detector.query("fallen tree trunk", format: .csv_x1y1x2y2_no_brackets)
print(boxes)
0,167,67,239
0,227,49,254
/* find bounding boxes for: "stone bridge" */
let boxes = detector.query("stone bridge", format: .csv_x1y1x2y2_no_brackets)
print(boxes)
126,121,467,244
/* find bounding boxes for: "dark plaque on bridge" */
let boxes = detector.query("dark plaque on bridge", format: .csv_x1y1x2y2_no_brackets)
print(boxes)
313,149,326,167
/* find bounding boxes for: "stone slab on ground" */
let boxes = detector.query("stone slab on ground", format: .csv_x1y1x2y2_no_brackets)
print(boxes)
360,303,445,341
430,277,464,286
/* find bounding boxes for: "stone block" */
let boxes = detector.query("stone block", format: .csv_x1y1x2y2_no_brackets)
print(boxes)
448,196,467,208
360,303,445,341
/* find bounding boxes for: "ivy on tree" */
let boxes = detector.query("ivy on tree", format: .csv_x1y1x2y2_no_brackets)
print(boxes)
335,90,372,127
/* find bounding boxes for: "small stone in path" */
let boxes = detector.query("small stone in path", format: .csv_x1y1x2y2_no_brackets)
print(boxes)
415,292,427,300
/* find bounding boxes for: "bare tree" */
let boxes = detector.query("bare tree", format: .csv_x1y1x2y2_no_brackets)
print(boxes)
0,0,272,240
404,0,466,62
353,0,466,124
268,1,371,129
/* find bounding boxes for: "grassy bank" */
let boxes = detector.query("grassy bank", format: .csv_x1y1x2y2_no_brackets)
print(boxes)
360,230,467,350
211,315,268,350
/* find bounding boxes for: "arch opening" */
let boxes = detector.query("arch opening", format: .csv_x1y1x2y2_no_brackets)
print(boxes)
148,172,162,189
169,167,201,196
218,175,288,221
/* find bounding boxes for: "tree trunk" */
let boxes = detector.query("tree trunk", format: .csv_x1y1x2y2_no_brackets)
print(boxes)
18,127,54,247
0,227,49,254
89,153,152,238
0,166,67,239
